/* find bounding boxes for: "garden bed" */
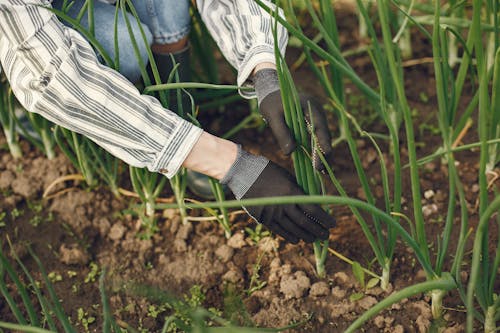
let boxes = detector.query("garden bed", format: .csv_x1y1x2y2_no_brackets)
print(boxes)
1,2,499,333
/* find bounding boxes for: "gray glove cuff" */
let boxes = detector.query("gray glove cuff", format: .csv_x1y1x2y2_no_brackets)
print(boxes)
220,145,269,200
253,68,280,106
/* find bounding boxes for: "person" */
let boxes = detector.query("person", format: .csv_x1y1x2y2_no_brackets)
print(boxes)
0,0,335,244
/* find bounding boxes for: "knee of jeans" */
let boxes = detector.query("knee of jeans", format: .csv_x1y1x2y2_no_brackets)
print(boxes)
116,22,154,83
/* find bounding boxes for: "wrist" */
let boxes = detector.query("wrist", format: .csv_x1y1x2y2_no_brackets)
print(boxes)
182,131,238,180
253,62,277,75
220,146,269,200
253,68,280,105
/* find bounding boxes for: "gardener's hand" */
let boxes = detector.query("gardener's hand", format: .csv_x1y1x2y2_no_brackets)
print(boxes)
253,68,332,171
220,146,336,244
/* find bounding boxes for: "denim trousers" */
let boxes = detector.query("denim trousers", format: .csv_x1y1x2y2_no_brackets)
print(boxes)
52,0,191,82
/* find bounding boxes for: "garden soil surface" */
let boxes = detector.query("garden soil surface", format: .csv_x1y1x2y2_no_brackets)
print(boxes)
1,4,499,333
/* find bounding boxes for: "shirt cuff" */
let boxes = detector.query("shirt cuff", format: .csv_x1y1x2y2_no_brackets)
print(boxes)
237,45,278,100
153,120,203,178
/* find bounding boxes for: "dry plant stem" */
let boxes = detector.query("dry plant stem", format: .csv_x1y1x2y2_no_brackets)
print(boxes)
42,174,85,198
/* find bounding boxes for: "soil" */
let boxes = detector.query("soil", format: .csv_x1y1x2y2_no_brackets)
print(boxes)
1,4,499,333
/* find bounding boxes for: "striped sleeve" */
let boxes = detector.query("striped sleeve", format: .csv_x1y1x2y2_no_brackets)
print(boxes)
0,0,202,178
195,0,288,99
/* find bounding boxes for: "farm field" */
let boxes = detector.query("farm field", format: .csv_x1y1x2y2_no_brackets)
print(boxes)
0,1,499,332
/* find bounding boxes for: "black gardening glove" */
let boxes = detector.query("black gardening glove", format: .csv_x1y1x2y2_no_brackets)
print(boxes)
220,146,336,244
254,69,332,171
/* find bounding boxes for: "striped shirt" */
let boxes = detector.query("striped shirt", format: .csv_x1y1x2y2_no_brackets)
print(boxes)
0,0,287,178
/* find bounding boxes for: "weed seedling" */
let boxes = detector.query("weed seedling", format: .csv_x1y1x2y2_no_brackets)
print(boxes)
84,262,99,283
77,307,96,333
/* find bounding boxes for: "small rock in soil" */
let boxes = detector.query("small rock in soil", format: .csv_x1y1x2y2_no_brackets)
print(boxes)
424,189,435,199
59,243,90,265
108,222,126,240
309,281,330,297
279,270,310,299
422,203,438,217
215,244,234,263
0,170,15,189
331,286,347,299
227,232,247,249
357,296,377,310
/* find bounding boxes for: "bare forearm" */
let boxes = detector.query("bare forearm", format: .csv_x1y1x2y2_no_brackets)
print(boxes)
182,131,238,180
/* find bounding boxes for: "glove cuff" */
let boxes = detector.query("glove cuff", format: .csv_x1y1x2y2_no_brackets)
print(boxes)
253,69,280,106
220,145,269,200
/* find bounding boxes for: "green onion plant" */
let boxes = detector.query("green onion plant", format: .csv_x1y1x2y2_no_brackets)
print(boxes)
0,75,22,159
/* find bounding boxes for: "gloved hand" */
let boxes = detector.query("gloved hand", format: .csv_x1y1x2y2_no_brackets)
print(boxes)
220,146,336,244
254,69,332,171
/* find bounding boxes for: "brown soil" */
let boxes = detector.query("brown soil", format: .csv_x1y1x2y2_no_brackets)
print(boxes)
1,5,499,333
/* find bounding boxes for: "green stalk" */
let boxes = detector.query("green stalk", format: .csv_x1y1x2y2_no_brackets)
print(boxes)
170,171,188,224
0,266,27,325
487,48,500,172
317,138,386,277
378,0,429,264
345,273,456,333
86,143,120,197
209,178,232,239
270,5,328,277
466,196,500,332
0,323,54,333
28,248,76,333
0,252,39,326
0,82,22,159
356,0,402,265
4,243,58,331
99,271,113,333
254,0,380,105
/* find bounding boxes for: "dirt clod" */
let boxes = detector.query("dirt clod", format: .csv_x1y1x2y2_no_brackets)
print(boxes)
227,232,247,249
357,296,377,310
279,270,310,299
309,281,330,297
331,286,347,299
108,222,126,240
0,170,15,189
215,244,234,263
59,243,90,265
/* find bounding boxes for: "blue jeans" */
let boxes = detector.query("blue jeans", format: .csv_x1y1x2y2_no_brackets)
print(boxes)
52,0,191,82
